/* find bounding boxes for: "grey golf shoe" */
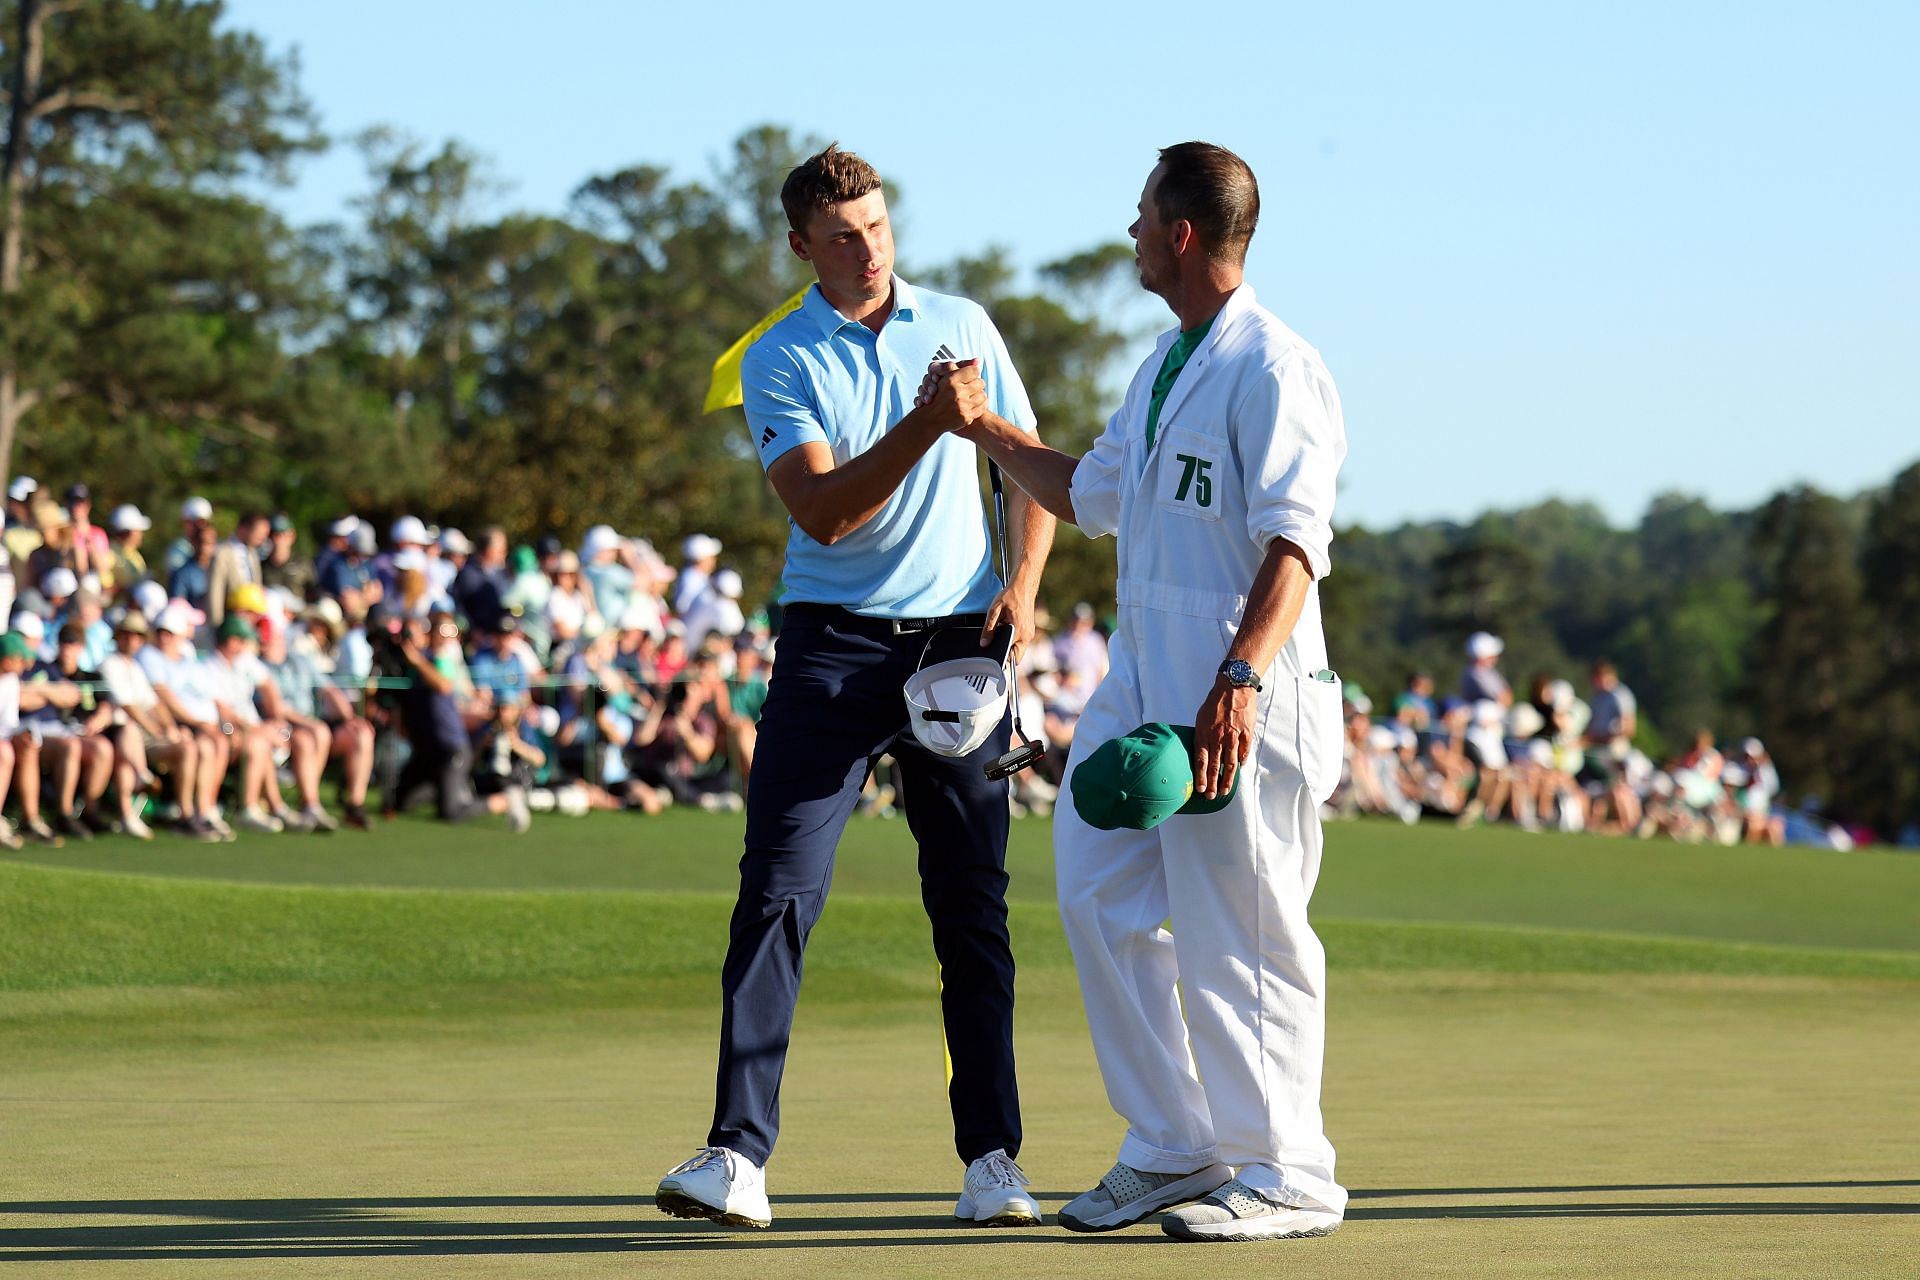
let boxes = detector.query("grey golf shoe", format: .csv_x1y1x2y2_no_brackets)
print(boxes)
1160,1177,1342,1242
1057,1160,1232,1232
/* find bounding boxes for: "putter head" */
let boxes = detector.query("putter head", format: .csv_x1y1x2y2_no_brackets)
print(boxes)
986,738,1046,782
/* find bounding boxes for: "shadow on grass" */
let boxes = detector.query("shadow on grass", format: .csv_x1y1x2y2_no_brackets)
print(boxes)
2,1182,1915,1262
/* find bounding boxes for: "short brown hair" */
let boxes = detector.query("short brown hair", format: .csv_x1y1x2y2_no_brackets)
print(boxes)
781,144,883,236
1153,142,1260,264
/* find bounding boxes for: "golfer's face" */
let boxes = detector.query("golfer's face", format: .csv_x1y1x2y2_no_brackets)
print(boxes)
795,190,893,305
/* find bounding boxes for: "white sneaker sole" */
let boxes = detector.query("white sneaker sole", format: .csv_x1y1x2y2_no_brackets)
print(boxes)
1162,1211,1341,1243
1058,1164,1233,1233
654,1187,771,1230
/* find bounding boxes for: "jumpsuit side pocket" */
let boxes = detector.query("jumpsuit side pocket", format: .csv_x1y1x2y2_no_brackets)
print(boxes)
1297,671,1345,806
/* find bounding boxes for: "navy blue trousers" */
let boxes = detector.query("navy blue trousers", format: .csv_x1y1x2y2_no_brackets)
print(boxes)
707,606,1021,1167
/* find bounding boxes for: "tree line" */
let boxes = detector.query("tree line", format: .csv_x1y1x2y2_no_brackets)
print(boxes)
4,1,1916,833
0,0,1132,607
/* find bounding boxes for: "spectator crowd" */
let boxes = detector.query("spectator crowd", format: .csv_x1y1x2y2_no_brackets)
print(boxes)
1325,631,1857,850
0,475,768,846
0,473,1864,852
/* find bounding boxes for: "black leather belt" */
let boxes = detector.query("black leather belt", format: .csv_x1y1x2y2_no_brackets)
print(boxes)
785,603,991,636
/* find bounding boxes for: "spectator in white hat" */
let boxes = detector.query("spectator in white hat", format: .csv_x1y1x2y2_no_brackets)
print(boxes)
97,610,206,841
390,548,434,620
11,609,48,656
1732,737,1783,845
164,496,215,579
617,595,666,647
1460,631,1512,707
433,527,472,601
41,566,79,619
544,550,597,668
683,568,746,654
106,504,153,590
674,533,722,615
374,515,431,600
3,476,42,565
132,578,169,625
319,518,381,615
314,516,359,593
581,525,635,628
136,601,235,840
390,515,430,548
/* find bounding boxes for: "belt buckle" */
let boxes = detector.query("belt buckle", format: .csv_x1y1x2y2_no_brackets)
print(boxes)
890,617,930,636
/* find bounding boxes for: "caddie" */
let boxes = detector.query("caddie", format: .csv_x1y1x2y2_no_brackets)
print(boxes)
954,141,1349,1242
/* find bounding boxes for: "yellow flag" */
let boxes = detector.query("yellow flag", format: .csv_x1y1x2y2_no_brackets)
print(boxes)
703,286,812,414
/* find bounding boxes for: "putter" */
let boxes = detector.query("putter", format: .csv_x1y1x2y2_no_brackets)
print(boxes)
981,443,1046,783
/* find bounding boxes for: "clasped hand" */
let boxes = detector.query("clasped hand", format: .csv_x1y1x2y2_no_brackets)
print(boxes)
912,358,988,433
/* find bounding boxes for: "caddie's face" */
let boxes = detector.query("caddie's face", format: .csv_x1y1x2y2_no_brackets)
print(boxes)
791,190,893,306
1129,163,1179,300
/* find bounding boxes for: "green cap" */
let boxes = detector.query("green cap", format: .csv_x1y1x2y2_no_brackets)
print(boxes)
1,631,32,661
1070,722,1238,831
216,615,258,644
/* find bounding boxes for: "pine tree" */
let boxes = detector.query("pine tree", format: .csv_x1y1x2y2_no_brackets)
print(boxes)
1745,488,1878,816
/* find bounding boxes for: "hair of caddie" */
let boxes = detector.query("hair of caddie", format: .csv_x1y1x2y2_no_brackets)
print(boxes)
780,144,883,237
1154,141,1260,265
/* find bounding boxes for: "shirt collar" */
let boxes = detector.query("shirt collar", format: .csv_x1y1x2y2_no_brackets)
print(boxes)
802,275,919,338
1154,281,1258,354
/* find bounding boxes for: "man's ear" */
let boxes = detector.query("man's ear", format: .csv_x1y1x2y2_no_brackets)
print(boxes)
788,229,811,262
1169,219,1195,258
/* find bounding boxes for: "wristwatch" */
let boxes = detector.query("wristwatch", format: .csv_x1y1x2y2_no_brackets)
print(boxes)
1217,658,1262,691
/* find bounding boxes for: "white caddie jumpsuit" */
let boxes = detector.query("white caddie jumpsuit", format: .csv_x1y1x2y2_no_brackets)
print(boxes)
1057,283,1349,1216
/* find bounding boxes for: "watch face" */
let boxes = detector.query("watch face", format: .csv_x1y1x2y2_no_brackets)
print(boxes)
1224,659,1257,686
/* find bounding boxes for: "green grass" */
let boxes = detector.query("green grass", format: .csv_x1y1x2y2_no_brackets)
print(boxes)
4,855,1920,1008
9,809,1920,946
3,813,1917,1277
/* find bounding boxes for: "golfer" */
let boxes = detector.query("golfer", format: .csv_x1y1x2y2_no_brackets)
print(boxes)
655,144,1054,1230
954,142,1349,1241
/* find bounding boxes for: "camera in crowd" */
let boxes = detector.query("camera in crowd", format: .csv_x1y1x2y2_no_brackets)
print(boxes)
366,603,421,682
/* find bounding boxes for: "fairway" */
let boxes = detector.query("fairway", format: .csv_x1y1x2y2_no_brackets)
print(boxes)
3,816,1917,1277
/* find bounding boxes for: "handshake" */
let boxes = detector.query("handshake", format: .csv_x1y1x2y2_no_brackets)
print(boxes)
912,355,988,434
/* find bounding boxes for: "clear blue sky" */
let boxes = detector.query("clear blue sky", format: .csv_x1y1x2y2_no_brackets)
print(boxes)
227,0,1919,530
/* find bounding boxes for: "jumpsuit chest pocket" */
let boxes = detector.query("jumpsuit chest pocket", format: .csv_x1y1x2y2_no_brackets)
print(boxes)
1153,426,1225,523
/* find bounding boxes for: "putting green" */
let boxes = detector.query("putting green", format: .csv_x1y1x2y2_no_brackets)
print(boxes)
2,815,1916,1276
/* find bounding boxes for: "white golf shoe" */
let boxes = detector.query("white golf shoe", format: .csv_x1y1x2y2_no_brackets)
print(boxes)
1160,1177,1341,1242
655,1146,772,1229
953,1149,1042,1226
1058,1160,1232,1232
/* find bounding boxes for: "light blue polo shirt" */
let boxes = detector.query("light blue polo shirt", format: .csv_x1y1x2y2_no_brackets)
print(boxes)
741,277,1036,619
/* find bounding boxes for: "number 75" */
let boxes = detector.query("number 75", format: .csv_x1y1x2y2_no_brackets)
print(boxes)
1174,452,1213,507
